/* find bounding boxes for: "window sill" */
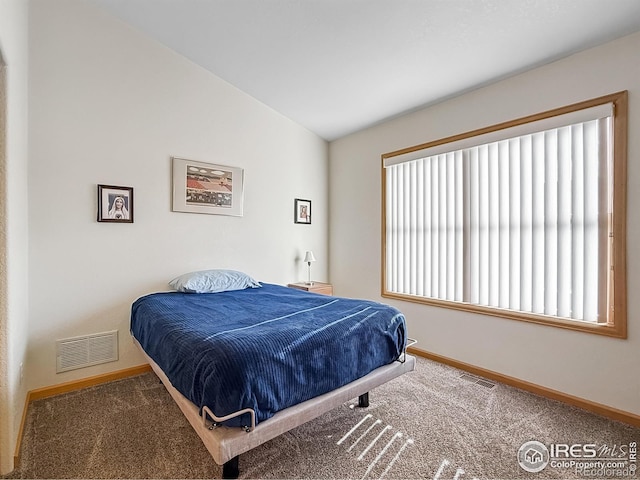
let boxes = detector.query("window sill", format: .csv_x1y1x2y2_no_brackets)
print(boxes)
381,291,627,339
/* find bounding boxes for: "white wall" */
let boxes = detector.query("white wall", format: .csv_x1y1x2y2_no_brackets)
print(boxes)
0,0,30,474
330,31,640,416
27,0,328,390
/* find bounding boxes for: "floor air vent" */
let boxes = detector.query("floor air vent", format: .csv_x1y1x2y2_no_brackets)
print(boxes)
459,373,496,389
56,330,118,373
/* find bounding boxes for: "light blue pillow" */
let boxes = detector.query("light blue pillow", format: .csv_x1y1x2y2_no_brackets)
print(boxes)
168,269,261,294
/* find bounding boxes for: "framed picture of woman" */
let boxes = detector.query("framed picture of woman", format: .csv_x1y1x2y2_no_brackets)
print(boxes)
294,198,311,224
97,184,134,223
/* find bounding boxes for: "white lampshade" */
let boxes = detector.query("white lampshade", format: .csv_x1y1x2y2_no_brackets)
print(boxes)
303,251,316,263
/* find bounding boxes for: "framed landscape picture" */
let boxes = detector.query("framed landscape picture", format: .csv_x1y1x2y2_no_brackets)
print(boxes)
97,184,134,223
294,198,311,224
172,157,244,216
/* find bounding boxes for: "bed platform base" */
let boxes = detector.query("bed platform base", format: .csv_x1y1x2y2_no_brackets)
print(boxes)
217,391,372,477
134,339,415,479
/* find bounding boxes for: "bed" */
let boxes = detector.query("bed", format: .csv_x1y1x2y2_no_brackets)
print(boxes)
130,279,415,478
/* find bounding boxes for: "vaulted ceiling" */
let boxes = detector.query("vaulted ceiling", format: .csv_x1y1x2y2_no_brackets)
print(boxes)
91,0,640,141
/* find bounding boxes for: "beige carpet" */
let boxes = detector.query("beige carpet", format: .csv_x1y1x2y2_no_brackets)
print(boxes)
6,356,640,479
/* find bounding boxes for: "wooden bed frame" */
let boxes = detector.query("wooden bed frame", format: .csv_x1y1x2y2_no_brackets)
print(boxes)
134,339,415,478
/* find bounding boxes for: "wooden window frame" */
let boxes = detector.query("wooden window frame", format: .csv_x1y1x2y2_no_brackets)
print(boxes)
381,91,628,338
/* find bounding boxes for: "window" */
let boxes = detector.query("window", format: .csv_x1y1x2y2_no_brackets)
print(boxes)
382,92,627,338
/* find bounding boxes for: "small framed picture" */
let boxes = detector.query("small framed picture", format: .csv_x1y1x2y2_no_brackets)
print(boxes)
97,184,134,223
294,198,311,224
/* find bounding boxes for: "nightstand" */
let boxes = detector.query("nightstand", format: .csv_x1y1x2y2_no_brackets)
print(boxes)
287,282,333,296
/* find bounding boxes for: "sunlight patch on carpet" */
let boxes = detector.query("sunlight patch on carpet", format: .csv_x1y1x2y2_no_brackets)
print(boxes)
433,459,479,480
337,413,415,479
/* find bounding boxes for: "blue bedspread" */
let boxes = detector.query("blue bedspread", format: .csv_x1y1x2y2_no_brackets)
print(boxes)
130,283,406,427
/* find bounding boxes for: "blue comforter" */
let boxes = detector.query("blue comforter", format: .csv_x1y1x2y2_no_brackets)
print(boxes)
130,283,406,427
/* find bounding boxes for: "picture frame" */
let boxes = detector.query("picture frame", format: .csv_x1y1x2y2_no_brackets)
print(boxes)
97,184,134,223
172,157,244,217
294,198,312,224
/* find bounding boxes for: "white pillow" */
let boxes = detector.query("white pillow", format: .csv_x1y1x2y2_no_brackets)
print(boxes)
168,269,261,294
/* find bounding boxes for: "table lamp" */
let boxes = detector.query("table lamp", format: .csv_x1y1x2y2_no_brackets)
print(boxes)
304,251,316,285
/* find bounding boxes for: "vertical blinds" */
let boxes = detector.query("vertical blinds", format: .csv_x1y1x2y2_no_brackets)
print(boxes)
385,108,612,323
